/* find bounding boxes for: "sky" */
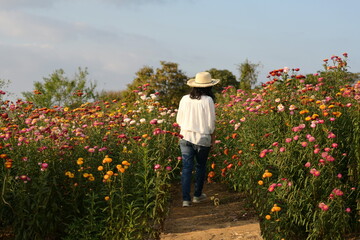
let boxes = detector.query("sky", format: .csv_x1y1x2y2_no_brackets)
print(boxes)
1,0,359,100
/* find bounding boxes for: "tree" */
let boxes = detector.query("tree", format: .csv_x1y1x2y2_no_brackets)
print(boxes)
0,79,11,101
22,68,97,108
123,61,188,107
238,59,261,90
206,68,238,92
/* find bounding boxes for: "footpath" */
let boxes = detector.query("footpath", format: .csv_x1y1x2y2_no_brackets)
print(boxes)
160,182,263,240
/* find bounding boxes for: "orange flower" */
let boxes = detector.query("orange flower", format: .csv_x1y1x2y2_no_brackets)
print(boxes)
102,155,112,164
231,133,238,139
208,171,215,178
332,111,342,117
224,149,229,155
211,162,216,169
265,215,271,220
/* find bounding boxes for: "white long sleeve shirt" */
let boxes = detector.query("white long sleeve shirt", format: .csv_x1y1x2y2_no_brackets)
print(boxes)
176,94,216,147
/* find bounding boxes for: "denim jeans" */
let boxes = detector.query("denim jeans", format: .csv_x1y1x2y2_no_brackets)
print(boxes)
180,139,211,201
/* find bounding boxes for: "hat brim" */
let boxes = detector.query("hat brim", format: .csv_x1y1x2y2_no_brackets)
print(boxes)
187,79,220,88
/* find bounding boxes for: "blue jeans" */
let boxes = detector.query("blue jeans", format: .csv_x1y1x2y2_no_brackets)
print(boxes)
180,139,211,201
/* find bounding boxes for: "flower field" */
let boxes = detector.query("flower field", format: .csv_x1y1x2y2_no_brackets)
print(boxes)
1,54,359,240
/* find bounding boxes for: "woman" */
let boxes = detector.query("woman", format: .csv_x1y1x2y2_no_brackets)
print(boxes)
176,72,220,207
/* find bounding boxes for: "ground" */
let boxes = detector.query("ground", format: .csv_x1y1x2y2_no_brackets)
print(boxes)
160,182,263,240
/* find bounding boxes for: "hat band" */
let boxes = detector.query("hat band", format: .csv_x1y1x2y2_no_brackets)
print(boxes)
195,81,212,84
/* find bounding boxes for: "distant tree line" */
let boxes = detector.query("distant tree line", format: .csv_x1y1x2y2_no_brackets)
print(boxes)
16,59,359,109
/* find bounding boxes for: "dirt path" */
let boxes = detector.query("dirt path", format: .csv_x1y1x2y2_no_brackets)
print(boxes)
160,182,263,240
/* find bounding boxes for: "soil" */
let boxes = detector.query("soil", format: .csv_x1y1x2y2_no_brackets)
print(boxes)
160,182,263,240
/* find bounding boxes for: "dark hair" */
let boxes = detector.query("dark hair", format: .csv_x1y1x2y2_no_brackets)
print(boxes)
189,87,215,102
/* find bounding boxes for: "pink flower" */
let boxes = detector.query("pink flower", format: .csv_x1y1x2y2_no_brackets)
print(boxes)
292,127,300,132
285,138,292,143
337,173,342,179
308,137,316,142
327,132,336,139
88,148,95,153
301,142,308,147
321,152,328,158
326,155,335,162
329,117,336,121
165,166,172,171
332,188,344,196
293,135,299,141
345,208,351,213
259,152,266,158
324,147,331,152
314,148,320,154
332,143,338,148
150,119,158,124
154,164,161,170
272,142,279,147
318,202,329,211
279,147,286,152
304,162,311,168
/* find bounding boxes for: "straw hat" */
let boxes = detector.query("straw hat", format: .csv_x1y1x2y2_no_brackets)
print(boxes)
187,72,220,88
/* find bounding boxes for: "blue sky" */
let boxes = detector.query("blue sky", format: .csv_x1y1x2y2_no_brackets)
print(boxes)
1,0,359,100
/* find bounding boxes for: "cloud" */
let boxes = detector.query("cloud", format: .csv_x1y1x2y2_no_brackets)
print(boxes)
0,9,172,100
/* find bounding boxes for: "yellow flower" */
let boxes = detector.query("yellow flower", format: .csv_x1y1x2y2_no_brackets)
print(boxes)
265,215,271,220
305,116,312,121
103,174,110,180
69,173,75,178
77,158,84,165
328,105,335,109
88,176,95,181
319,105,326,110
104,196,110,201
106,171,114,176
64,107,69,112
299,109,309,115
258,180,264,185
315,100,321,104
97,166,104,171
83,173,89,178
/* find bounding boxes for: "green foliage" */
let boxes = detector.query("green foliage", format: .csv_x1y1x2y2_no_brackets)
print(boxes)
212,55,359,239
110,61,188,107
206,68,239,92
22,68,97,108
0,54,359,239
238,59,261,90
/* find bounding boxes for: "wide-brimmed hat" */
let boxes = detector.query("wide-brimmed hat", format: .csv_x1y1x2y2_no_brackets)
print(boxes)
187,72,220,88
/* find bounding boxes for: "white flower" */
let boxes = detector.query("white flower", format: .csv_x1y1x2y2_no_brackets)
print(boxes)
123,118,131,123
277,104,285,112
283,67,290,73
140,118,146,123
129,120,136,125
